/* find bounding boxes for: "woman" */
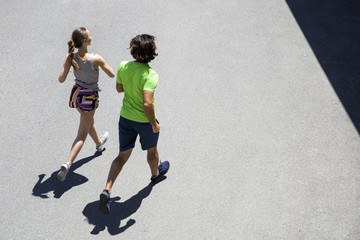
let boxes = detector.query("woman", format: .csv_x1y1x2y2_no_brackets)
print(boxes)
57,27,115,182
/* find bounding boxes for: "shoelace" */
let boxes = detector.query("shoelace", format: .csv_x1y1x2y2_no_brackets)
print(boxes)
158,161,163,173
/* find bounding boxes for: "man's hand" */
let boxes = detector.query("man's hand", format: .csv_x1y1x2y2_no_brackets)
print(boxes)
152,122,161,133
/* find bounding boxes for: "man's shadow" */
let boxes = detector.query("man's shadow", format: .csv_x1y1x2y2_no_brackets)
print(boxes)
32,150,104,199
82,178,166,235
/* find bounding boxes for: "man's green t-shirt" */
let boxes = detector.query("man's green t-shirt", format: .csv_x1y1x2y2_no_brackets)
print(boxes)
116,61,158,123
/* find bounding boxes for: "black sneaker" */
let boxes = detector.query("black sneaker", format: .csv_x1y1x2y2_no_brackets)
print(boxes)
99,190,110,214
151,161,170,183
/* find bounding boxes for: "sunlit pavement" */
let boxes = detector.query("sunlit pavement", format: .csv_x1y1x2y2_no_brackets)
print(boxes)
1,1,360,239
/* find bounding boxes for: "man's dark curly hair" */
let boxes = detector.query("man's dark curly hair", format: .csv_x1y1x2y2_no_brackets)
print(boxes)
129,34,158,63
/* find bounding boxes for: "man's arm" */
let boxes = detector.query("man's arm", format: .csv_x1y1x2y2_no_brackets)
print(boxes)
116,83,124,93
143,90,160,133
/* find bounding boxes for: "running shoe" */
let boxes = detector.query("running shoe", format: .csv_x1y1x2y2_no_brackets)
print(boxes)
57,162,70,182
151,160,170,183
99,189,110,214
96,131,109,152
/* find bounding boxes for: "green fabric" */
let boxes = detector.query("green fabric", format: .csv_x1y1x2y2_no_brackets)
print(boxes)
116,61,158,122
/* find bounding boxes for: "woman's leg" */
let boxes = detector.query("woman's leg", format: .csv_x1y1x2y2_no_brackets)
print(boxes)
66,109,96,166
88,118,102,146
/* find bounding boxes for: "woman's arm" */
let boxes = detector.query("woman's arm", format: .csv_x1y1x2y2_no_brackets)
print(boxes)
93,54,115,78
58,54,72,83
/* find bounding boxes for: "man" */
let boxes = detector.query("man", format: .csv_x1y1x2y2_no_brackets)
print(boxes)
99,34,169,214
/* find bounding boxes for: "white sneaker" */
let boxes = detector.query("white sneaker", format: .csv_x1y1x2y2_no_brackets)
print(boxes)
57,162,70,182
96,131,109,152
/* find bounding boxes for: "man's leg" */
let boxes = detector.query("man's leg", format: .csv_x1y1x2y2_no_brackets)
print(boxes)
147,146,170,183
147,146,159,177
104,148,133,192
99,149,133,214
139,121,168,182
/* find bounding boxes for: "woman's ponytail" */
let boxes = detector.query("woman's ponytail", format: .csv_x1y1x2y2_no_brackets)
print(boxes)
68,39,79,71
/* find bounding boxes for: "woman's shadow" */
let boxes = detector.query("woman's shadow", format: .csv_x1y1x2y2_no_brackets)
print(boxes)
32,151,104,199
82,178,165,235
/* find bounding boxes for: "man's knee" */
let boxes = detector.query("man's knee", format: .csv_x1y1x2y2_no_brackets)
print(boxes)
115,149,132,163
113,155,126,167
147,146,158,159
147,146,157,153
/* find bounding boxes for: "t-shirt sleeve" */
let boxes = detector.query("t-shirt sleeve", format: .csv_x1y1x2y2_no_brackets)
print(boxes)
143,71,159,92
116,62,124,84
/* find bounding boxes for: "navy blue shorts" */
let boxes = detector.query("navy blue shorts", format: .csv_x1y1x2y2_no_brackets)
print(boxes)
119,116,159,151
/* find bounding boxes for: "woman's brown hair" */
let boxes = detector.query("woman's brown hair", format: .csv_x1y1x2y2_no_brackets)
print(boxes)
67,27,88,70
129,34,158,63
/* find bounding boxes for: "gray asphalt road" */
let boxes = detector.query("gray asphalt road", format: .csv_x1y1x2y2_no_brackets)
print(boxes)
1,0,360,239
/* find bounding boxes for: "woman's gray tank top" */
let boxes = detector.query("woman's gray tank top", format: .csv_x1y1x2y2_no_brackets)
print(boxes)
73,53,100,91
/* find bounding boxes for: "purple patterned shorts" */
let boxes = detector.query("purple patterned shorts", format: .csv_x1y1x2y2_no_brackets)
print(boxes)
69,84,99,112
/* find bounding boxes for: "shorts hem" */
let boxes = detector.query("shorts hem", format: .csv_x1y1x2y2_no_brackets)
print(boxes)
120,145,134,152
141,144,158,151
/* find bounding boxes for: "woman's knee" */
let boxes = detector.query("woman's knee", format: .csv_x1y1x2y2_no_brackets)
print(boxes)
74,131,88,142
